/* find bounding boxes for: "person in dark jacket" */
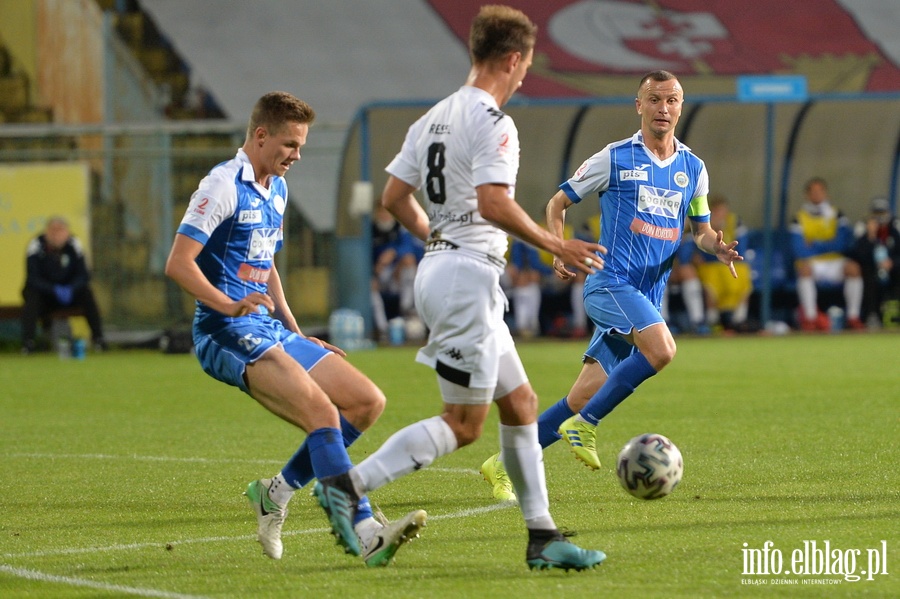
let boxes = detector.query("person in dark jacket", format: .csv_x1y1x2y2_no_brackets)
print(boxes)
21,217,106,353
846,197,900,326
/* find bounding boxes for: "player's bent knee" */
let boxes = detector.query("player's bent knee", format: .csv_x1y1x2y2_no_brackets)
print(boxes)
645,341,676,371
359,387,387,424
493,385,539,427
661,343,677,367
452,424,484,448
351,377,386,413
339,386,385,431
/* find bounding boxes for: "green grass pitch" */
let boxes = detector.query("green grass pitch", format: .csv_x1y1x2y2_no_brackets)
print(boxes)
1,333,898,597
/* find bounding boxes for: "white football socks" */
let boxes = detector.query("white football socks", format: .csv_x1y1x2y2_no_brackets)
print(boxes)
351,415,458,495
500,423,555,530
681,277,706,325
354,515,383,550
797,276,818,320
267,472,295,506
845,276,863,320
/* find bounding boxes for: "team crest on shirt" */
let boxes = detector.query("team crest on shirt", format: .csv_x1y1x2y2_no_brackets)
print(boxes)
247,228,279,261
637,185,682,219
674,171,690,187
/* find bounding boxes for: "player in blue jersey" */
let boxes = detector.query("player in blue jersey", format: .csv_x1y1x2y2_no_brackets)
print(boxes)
165,91,424,567
482,71,742,497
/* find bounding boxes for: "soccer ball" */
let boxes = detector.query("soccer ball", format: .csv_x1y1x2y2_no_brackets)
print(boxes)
616,433,683,500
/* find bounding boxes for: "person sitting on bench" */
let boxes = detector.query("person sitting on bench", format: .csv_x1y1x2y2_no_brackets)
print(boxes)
21,216,107,353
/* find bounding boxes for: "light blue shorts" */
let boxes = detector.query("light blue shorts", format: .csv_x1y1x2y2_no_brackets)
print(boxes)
193,317,331,393
583,285,664,374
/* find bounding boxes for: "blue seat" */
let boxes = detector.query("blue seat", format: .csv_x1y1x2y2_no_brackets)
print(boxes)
745,229,795,293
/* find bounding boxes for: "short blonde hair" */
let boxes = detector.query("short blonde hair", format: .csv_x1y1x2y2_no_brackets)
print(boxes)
247,92,315,138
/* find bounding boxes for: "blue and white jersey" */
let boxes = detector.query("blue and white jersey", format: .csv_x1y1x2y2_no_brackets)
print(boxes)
561,131,710,307
176,148,287,329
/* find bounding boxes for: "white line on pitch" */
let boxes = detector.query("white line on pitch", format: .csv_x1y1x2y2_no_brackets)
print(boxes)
6,452,283,465
3,500,511,560
0,503,514,596
0,564,209,599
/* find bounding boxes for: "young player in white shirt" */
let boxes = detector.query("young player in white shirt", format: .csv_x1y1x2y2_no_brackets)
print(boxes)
339,5,607,571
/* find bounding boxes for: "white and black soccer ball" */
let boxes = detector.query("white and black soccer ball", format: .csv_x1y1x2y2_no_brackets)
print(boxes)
616,433,683,500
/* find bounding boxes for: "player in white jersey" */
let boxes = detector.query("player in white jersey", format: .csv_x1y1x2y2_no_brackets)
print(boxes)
335,6,606,571
480,71,743,495
165,92,425,567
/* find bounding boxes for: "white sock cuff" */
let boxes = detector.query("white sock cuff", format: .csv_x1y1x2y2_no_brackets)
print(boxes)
499,422,538,448
268,472,295,506
421,415,458,455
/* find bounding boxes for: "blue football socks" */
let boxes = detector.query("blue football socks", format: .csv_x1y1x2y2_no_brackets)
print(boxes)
537,397,574,448
579,352,657,426
282,415,361,487
284,416,374,523
305,427,352,479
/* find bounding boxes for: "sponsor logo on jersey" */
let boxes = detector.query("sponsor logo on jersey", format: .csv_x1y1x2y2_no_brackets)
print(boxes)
247,228,279,260
237,263,271,283
630,218,680,241
620,165,650,181
674,171,690,187
430,209,474,224
238,210,262,224
637,185,683,219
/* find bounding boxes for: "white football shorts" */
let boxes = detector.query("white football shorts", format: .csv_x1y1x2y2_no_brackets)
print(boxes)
810,257,846,284
413,249,527,403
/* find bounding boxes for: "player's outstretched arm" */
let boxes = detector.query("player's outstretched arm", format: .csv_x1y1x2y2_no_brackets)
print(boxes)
691,222,742,278
545,190,606,280
478,184,604,275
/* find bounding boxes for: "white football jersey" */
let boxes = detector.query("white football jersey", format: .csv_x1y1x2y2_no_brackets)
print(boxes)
386,86,519,260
